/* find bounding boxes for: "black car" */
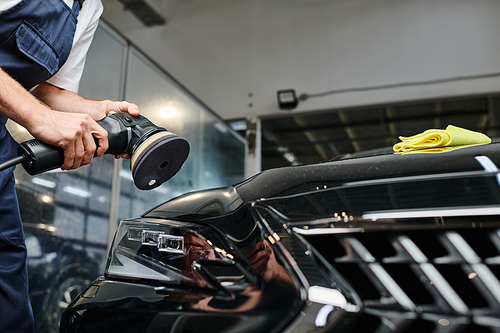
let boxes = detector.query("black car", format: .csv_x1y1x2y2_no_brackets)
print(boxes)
61,143,500,332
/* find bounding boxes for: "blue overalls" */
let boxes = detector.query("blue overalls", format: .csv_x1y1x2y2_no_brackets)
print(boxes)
0,0,82,331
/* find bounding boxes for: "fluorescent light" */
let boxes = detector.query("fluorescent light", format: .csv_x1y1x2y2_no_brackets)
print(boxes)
32,177,56,188
308,286,347,309
213,122,228,134
475,156,500,186
63,186,91,198
120,169,133,180
315,305,334,327
229,120,246,131
283,152,297,163
40,195,53,203
293,227,364,235
158,107,176,119
363,207,500,221
475,156,498,172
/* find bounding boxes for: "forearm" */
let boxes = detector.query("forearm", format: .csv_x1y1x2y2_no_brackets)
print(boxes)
0,68,51,133
0,71,139,169
0,68,109,169
32,82,139,120
31,82,109,120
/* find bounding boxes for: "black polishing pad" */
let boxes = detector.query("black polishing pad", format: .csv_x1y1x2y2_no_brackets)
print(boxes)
130,132,190,190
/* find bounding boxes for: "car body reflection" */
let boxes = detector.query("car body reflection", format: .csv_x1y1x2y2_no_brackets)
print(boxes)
62,143,500,332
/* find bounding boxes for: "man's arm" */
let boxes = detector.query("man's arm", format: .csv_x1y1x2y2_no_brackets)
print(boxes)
32,82,139,121
32,82,140,159
0,69,135,170
32,82,139,120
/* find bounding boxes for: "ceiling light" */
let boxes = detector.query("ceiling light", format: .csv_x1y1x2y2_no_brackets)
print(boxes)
63,186,91,198
158,107,176,119
32,177,56,188
117,0,166,27
228,120,247,131
277,89,298,110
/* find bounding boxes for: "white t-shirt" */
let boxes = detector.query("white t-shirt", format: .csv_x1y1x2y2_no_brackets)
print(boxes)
0,0,103,93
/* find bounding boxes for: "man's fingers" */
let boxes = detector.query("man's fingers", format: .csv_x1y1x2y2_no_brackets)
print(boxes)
91,126,109,157
62,141,76,170
58,115,103,169
107,101,140,117
73,133,85,169
81,132,96,166
119,102,139,116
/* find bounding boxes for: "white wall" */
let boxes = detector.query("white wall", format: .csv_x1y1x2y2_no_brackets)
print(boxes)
102,0,500,119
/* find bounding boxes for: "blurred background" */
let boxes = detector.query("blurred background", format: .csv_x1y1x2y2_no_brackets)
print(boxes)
5,0,500,331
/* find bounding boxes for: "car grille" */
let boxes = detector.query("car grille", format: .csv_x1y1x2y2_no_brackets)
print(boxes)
302,227,500,332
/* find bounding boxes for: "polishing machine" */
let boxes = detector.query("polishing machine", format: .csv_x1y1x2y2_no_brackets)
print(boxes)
0,113,190,190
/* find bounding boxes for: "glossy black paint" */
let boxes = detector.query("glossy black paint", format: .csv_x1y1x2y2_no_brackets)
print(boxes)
61,143,500,332
147,143,500,220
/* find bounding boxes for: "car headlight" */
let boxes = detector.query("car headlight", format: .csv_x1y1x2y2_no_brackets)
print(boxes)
106,219,236,288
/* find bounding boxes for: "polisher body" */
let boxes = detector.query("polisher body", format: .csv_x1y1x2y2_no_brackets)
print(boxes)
17,113,190,190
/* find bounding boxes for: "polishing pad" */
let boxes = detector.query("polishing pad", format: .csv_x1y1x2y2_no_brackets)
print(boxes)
130,131,190,190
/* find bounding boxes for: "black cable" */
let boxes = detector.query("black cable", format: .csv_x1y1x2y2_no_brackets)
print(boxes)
0,155,27,172
300,71,500,101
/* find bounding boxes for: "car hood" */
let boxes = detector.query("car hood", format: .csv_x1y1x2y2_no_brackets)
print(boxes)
145,143,500,230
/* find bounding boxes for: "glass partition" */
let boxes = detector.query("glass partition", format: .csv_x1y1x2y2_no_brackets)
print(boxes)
118,48,246,221
200,112,246,189
118,48,202,220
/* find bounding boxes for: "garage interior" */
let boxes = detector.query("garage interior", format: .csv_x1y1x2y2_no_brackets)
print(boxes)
101,0,500,172
7,0,500,332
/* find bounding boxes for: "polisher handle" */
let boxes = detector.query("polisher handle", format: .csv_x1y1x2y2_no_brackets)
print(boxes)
18,139,64,175
18,135,112,176
17,113,131,175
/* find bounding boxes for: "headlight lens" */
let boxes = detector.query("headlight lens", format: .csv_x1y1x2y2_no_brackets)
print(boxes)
106,219,235,288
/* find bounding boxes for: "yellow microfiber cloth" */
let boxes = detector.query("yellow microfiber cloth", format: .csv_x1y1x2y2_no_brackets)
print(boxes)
393,125,491,153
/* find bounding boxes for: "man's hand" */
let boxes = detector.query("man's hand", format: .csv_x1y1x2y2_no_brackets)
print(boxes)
104,100,140,118
30,110,109,170
32,82,141,165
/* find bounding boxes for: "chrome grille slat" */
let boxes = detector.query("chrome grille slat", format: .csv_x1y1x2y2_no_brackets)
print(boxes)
473,316,500,330
417,263,468,315
486,230,500,264
367,263,416,311
338,236,416,310
395,235,469,315
381,236,416,264
467,263,500,308
419,313,470,333
442,232,500,308
443,232,481,264
256,204,500,331
434,232,467,264
363,308,416,333
337,237,376,263
300,226,500,332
